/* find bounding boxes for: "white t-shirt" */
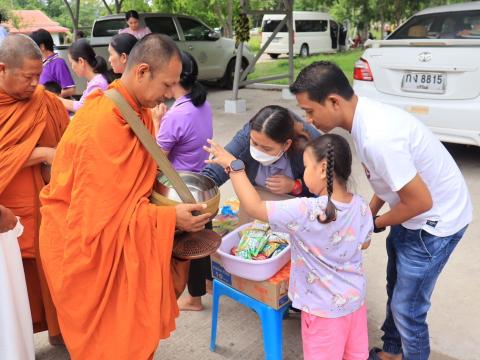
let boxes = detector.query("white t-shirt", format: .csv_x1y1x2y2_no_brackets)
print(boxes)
351,96,472,237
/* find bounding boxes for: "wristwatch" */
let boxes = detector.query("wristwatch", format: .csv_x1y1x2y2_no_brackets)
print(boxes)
225,159,245,174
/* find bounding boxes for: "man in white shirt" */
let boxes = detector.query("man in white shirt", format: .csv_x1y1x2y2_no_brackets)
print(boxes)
290,61,472,360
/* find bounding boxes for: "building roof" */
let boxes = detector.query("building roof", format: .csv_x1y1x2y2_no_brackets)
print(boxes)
6,10,69,34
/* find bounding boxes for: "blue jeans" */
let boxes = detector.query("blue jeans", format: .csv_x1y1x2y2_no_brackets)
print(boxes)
381,224,468,360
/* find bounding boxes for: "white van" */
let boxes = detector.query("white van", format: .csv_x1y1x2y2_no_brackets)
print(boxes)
261,11,344,58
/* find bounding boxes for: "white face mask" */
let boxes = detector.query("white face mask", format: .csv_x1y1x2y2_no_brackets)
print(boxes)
250,145,284,166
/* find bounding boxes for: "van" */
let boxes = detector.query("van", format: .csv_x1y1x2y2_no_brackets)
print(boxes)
261,11,344,58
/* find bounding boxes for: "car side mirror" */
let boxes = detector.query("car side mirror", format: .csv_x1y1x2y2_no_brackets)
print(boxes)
208,30,221,41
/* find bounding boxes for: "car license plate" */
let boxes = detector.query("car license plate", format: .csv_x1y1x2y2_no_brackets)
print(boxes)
401,72,446,94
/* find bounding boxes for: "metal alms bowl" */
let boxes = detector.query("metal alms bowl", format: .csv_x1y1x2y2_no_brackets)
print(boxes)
151,171,220,218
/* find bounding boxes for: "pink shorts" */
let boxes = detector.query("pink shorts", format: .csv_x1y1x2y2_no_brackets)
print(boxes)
301,305,369,360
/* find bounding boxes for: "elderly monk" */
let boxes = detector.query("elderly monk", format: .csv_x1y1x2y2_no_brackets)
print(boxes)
39,34,211,359
0,35,69,344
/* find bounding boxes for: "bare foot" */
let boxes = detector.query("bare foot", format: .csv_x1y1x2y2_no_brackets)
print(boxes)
206,280,213,295
178,295,203,311
377,351,402,360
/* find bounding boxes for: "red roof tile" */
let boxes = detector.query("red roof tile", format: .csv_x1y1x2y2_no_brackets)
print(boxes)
6,10,69,34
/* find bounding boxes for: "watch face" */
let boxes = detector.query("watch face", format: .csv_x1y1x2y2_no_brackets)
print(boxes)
230,159,245,171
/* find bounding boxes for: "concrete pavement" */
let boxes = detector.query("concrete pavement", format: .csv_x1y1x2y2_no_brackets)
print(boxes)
34,87,479,360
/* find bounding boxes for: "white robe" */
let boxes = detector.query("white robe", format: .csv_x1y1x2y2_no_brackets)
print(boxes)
0,221,35,360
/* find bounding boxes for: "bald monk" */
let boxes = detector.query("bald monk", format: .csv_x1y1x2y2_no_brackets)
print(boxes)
0,35,69,344
39,34,211,359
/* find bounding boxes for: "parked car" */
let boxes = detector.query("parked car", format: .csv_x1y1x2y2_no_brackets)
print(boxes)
353,2,480,147
261,11,344,59
56,12,255,95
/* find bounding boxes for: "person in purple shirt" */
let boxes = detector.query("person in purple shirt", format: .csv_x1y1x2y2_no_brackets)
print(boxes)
119,10,151,40
30,29,76,98
206,133,373,360
154,51,213,311
59,39,113,112
156,51,212,173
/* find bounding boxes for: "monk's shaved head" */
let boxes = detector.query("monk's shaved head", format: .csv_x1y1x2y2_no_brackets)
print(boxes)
0,34,42,68
125,33,181,74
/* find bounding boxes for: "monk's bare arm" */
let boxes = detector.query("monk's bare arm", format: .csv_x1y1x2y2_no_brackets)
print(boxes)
23,147,55,168
61,87,76,98
58,97,75,112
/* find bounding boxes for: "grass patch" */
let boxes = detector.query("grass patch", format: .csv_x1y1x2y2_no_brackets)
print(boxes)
248,49,363,85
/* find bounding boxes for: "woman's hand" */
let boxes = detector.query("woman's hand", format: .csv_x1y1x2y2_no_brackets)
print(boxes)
152,103,168,134
204,139,237,169
266,175,296,194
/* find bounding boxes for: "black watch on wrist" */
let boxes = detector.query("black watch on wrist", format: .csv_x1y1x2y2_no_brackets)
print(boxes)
373,215,386,233
225,159,245,174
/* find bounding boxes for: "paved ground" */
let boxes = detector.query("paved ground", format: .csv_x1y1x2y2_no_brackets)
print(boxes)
35,87,479,359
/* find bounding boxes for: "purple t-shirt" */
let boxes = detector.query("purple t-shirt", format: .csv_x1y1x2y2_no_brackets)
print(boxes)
73,74,109,112
266,194,373,318
156,96,213,172
40,53,75,90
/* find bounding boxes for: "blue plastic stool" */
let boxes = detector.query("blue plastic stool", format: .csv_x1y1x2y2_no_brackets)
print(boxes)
210,279,290,360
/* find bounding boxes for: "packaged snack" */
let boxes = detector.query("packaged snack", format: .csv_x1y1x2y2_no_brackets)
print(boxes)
261,242,280,258
252,254,268,261
267,231,290,244
237,230,268,257
251,220,270,232
271,244,287,257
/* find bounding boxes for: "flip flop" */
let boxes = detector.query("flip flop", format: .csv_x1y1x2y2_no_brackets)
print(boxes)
368,347,383,360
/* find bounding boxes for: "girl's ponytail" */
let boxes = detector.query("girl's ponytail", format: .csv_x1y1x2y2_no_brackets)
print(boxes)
190,81,207,107
320,143,337,224
94,55,114,84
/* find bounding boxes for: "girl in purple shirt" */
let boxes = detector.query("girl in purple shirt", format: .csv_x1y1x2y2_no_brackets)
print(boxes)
59,39,112,112
206,134,373,360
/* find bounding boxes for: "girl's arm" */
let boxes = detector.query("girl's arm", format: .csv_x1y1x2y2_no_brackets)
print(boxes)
59,97,75,112
205,139,268,222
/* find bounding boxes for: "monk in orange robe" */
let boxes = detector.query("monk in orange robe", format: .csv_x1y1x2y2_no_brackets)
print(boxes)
39,34,211,359
0,35,69,343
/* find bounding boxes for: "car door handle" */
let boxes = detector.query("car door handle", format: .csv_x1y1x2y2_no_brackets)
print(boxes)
188,45,194,51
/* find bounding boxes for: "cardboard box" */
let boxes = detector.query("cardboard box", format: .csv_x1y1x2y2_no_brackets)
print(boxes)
211,251,291,309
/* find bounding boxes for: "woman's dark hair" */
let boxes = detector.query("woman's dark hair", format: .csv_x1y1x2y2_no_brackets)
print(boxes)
249,105,310,154
30,28,54,52
125,10,140,21
69,39,114,83
306,133,352,224
110,33,138,56
179,51,207,107
290,61,354,103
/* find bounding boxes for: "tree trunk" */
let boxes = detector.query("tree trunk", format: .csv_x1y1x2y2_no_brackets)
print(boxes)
63,0,79,41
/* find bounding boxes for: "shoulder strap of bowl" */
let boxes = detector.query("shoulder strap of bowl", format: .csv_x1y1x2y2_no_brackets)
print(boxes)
104,88,196,204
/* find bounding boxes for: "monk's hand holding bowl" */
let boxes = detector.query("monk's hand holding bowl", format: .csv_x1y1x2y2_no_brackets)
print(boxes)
0,205,17,233
175,203,211,233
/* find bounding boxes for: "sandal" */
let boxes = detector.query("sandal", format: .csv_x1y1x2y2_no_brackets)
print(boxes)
368,347,382,360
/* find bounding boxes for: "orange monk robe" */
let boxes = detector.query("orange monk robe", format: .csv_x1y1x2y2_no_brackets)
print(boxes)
0,85,68,334
40,80,179,359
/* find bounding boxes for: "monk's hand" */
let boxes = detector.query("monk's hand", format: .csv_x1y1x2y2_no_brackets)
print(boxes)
266,175,296,194
0,205,17,233
175,203,211,232
41,147,56,165
204,139,236,169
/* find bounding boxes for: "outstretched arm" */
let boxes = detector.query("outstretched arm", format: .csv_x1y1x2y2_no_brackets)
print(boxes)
204,139,268,222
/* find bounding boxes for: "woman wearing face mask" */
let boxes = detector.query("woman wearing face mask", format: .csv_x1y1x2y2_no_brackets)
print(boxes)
202,105,320,196
108,33,138,75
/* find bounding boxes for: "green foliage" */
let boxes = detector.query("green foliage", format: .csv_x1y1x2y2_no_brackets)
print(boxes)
249,49,363,85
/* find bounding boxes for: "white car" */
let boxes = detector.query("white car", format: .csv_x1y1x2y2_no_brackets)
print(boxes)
57,13,255,94
353,2,480,147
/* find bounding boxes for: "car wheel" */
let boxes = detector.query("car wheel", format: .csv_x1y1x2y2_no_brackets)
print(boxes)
300,44,309,58
220,58,248,90
268,53,279,59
